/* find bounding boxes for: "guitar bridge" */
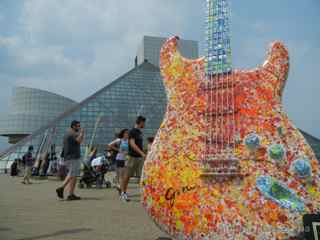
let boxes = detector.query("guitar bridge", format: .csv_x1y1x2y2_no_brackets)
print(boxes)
200,155,244,179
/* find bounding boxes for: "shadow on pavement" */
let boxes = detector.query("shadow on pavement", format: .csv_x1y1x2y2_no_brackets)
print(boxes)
0,227,12,231
59,197,104,202
79,197,104,201
15,228,93,240
20,182,45,185
128,194,140,198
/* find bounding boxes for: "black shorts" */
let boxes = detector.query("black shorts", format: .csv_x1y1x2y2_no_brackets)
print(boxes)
116,160,125,168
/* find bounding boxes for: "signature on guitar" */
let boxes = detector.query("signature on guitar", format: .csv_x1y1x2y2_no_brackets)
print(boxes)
165,185,198,208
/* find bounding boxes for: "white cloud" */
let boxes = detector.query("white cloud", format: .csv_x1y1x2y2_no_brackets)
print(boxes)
0,36,18,47
252,21,272,34
0,0,197,101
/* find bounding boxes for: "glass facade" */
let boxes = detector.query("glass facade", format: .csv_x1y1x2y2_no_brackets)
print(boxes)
0,62,167,170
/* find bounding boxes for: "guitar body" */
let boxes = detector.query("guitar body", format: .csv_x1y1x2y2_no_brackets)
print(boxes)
142,37,320,239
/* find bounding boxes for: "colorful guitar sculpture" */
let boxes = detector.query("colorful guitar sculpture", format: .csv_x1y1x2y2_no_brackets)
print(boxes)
142,0,320,239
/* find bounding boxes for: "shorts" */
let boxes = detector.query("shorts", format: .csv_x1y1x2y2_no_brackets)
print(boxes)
24,166,32,179
126,156,142,177
65,159,81,177
116,160,125,168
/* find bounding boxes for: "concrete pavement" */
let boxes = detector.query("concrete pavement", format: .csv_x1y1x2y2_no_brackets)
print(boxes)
0,174,171,240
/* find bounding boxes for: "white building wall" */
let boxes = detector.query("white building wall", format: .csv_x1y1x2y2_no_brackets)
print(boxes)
0,87,77,136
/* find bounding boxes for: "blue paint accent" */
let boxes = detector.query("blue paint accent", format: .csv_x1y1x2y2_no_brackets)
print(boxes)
291,158,312,179
244,133,261,151
268,144,285,161
256,176,305,212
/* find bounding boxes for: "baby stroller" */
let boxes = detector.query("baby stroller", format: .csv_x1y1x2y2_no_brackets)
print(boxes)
78,154,112,189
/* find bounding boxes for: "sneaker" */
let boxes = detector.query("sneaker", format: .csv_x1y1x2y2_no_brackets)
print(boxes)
56,187,64,199
120,192,130,202
67,194,81,201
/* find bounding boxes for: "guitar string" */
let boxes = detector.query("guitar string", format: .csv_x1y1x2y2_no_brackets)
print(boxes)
214,0,220,167
227,1,231,157
205,0,208,169
217,0,222,160
204,0,212,171
207,0,211,163
212,0,216,165
222,0,226,158
209,0,214,161
225,0,230,157
206,0,209,169
219,0,223,158
229,0,236,156
224,0,229,168
220,0,225,158
225,0,230,158
209,0,213,169
215,0,220,157
209,0,212,166
212,0,216,158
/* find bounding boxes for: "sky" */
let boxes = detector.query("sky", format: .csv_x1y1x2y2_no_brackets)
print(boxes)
0,0,319,150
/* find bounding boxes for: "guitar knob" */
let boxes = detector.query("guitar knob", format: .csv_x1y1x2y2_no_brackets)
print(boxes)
290,158,312,179
244,133,261,151
268,144,286,162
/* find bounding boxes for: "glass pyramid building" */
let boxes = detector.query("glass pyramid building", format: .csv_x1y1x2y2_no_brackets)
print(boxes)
0,36,200,171
0,61,167,169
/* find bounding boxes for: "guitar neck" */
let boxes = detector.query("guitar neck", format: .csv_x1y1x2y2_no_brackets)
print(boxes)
205,0,233,75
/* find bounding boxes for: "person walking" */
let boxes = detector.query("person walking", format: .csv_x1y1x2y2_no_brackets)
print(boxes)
56,120,84,201
120,116,146,202
108,129,129,193
10,159,19,177
22,146,34,184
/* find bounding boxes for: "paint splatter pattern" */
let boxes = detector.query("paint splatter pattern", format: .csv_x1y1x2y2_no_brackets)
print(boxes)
141,37,320,239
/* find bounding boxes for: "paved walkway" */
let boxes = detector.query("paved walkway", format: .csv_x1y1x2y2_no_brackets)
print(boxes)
0,174,171,240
